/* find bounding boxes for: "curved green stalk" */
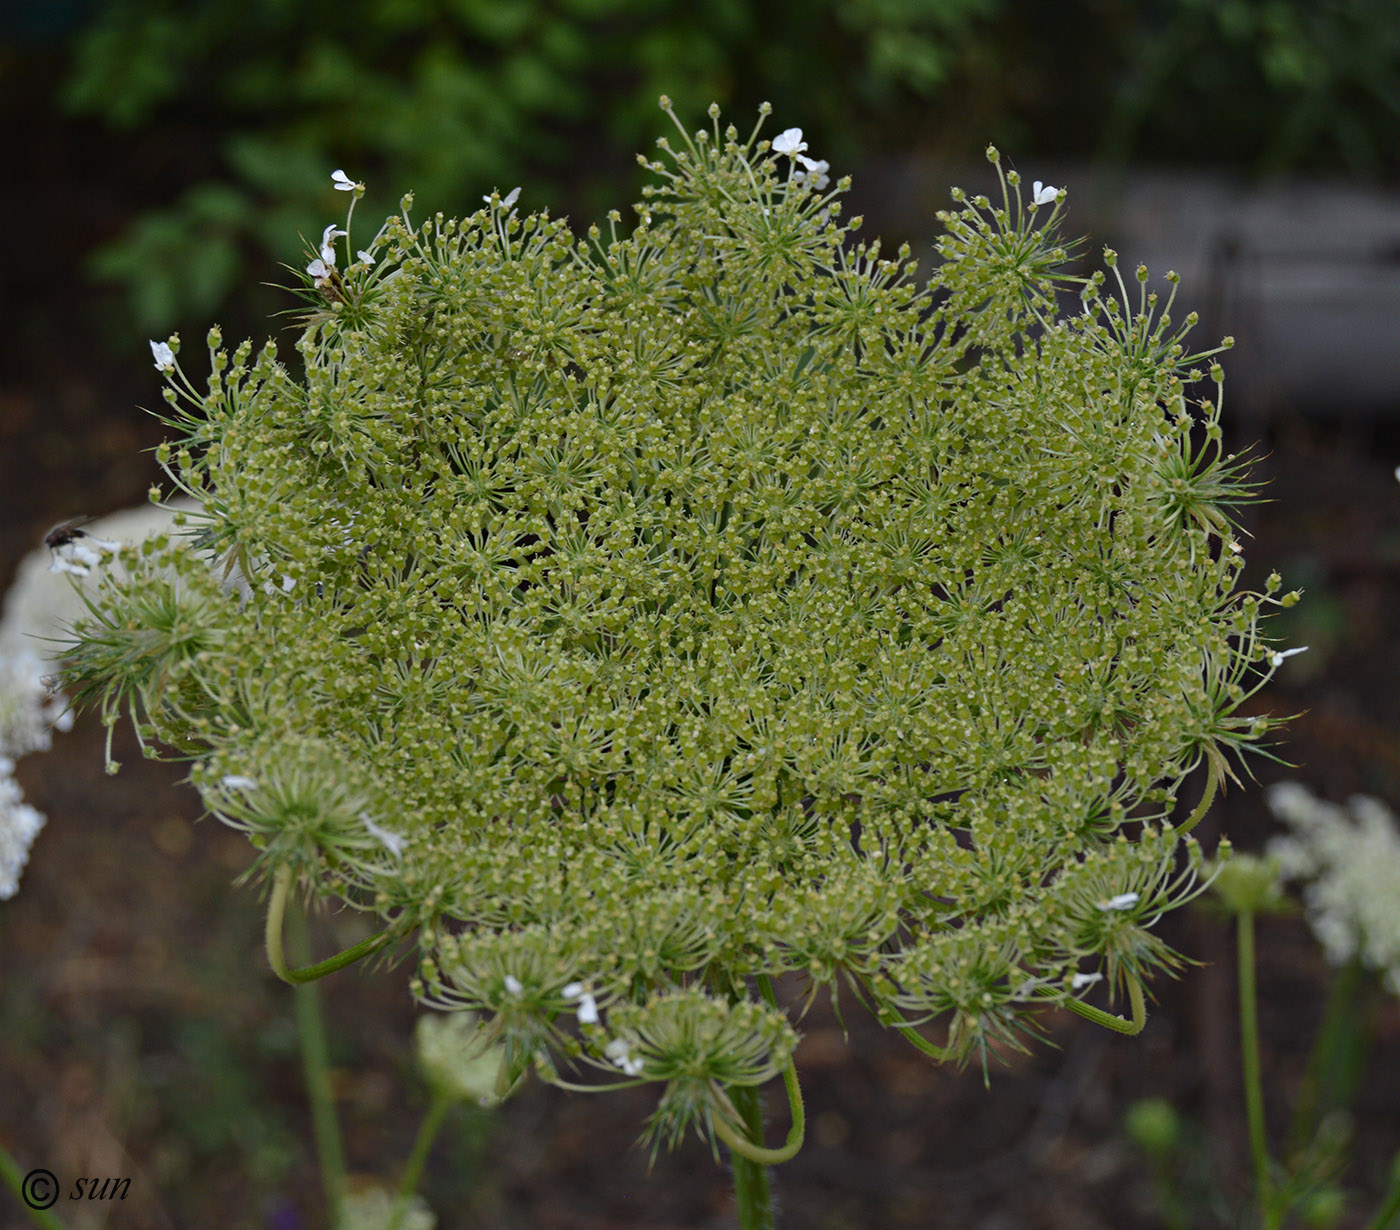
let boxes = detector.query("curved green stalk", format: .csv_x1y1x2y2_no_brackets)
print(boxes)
1058,976,1148,1035
1176,772,1218,838
265,863,393,983
712,1062,806,1165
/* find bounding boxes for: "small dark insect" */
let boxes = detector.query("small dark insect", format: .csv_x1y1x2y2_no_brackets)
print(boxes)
44,518,94,550
45,517,118,576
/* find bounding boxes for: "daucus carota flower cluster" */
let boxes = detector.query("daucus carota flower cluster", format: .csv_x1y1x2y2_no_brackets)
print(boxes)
60,99,1296,1156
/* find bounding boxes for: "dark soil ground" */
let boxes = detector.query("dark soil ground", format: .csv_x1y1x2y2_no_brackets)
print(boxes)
4,362,1400,1228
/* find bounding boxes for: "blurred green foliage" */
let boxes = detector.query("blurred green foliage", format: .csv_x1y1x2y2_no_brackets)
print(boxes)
57,0,995,334
42,0,1400,338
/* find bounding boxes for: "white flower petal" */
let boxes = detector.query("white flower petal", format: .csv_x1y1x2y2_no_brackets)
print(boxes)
150,340,175,371
1071,972,1103,990
1270,646,1309,668
1098,892,1140,912
504,974,524,996
1032,181,1059,206
502,186,521,209
331,169,356,191
772,128,807,156
576,994,599,1025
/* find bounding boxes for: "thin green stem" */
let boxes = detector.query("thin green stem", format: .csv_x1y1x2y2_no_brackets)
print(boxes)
1237,909,1276,1226
0,1140,64,1230
727,1083,774,1230
289,903,348,1222
389,1087,452,1230
265,862,392,983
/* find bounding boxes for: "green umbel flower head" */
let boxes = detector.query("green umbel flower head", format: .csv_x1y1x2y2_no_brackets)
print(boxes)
63,100,1297,1158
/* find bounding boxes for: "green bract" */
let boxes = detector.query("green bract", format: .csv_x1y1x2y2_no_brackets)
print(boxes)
65,101,1295,1158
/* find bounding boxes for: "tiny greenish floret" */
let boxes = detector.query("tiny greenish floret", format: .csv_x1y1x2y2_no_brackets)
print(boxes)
62,100,1299,1162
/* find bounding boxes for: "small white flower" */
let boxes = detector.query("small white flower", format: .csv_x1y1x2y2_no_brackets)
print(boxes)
360,811,406,858
331,169,357,192
1032,181,1059,206
220,774,259,791
306,258,333,288
320,224,346,264
1270,646,1308,668
504,974,524,996
563,981,600,1023
483,186,522,210
356,249,376,267
795,154,831,190
150,340,175,371
604,1038,644,1077
772,128,807,156
1071,971,1103,990
1099,892,1140,912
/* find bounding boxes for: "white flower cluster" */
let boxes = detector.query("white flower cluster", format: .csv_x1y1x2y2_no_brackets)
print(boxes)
0,759,45,900
1,610,68,901
1267,781,1400,994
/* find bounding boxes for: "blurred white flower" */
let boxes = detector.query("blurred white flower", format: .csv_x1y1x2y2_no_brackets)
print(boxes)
1270,646,1308,668
338,1186,436,1230
307,258,333,288
0,498,197,900
220,775,258,792
1071,971,1103,990
0,764,45,900
47,532,119,577
361,811,406,858
795,154,830,190
1098,892,1140,911
503,974,524,996
414,1011,507,1110
331,169,359,192
1032,181,1059,206
150,340,175,371
604,1037,644,1077
1268,782,1400,994
563,982,600,1024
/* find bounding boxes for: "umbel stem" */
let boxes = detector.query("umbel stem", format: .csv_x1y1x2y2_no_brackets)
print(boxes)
728,1084,775,1230
264,862,392,983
